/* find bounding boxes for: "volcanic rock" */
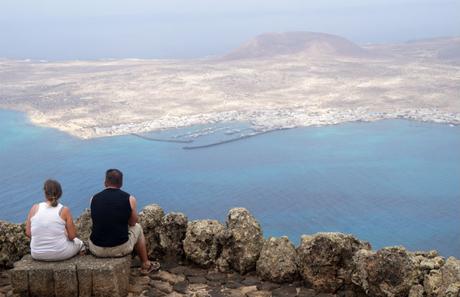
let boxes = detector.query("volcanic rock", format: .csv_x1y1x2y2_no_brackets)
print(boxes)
75,208,92,246
139,204,165,259
217,208,264,274
183,219,225,267
424,256,460,297
352,246,420,297
297,232,370,293
0,221,29,268
159,212,188,260
256,236,298,283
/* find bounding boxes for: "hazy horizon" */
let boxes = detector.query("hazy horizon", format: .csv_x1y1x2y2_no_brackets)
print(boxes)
1,0,459,60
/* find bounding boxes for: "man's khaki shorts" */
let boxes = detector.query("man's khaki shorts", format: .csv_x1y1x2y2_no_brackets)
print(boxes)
89,223,143,257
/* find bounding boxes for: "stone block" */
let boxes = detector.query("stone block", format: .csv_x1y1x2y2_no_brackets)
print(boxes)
10,266,28,297
9,254,131,297
77,264,93,297
77,255,131,297
29,267,54,297
54,262,78,297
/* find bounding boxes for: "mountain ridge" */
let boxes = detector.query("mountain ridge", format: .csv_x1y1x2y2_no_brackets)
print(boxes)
223,31,372,60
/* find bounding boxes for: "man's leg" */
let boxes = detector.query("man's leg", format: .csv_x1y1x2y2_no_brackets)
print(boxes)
129,223,159,273
134,232,150,267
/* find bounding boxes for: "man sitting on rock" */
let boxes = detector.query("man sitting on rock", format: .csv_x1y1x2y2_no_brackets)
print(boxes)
89,168,159,274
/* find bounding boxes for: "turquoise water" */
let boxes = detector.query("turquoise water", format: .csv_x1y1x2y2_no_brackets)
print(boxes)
1,110,459,257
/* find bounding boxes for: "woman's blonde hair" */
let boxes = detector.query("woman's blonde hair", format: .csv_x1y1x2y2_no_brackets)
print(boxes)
43,179,62,207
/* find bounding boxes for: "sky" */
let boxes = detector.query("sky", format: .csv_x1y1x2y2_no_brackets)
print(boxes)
0,0,459,60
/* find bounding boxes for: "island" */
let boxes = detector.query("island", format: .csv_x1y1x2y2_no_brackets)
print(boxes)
0,32,459,139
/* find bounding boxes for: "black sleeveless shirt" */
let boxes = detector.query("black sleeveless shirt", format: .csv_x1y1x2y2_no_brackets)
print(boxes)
90,188,131,247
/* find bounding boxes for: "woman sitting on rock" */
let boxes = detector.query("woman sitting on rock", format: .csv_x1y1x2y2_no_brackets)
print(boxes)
25,179,85,261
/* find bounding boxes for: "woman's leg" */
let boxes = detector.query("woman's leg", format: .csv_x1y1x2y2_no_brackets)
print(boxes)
61,238,85,259
32,238,84,261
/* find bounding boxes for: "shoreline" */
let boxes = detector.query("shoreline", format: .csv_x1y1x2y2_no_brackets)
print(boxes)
21,107,460,140
2,107,458,151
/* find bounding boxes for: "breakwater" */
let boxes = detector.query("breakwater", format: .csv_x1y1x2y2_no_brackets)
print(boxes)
182,128,289,150
130,133,194,143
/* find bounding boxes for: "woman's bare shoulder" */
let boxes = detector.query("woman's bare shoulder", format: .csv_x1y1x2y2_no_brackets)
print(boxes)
28,203,39,217
59,206,74,219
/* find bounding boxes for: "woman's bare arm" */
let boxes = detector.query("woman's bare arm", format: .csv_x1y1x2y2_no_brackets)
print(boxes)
25,204,38,238
61,207,77,240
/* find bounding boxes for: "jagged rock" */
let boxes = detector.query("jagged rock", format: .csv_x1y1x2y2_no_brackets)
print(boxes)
0,221,29,268
411,250,445,273
256,236,298,283
160,212,188,260
440,257,460,295
215,248,232,272
415,250,440,258
425,257,460,297
420,257,446,271
297,232,370,293
183,220,225,267
75,208,92,246
424,270,443,296
445,284,460,297
139,204,165,259
352,246,420,297
218,208,264,274
409,284,425,297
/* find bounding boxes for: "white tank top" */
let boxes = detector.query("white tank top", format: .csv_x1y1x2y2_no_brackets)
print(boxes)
30,202,68,257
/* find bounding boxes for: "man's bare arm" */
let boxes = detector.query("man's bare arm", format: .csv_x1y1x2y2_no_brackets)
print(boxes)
128,195,138,226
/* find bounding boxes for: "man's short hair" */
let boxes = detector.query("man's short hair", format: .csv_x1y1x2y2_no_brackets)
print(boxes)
105,169,123,188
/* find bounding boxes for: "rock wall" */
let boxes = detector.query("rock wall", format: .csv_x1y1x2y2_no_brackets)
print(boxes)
1,205,459,297
0,221,30,268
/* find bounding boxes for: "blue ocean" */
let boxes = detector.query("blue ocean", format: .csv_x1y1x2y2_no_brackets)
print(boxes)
0,110,459,257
